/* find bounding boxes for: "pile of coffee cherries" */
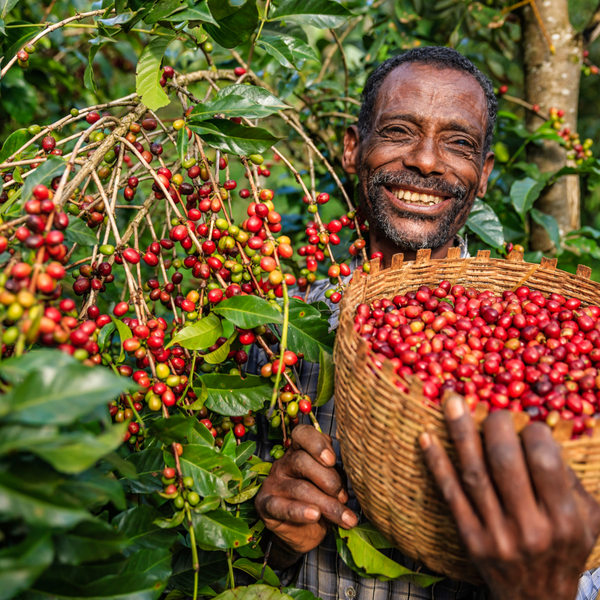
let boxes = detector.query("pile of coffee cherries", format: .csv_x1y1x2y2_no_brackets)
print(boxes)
354,282,600,437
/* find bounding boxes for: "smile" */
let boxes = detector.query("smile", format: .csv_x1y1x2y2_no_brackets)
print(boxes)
387,186,449,206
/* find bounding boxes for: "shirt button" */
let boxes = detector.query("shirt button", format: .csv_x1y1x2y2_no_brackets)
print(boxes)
345,587,356,599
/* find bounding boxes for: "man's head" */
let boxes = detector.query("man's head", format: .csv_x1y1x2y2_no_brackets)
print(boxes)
342,47,497,255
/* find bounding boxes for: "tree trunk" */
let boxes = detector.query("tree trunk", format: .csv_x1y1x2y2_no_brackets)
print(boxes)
521,0,582,253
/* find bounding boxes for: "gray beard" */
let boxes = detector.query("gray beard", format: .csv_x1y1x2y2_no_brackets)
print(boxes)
361,169,471,253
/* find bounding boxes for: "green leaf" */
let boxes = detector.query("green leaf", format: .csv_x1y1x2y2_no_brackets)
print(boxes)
338,526,442,587
282,589,321,600
189,95,281,121
188,119,281,155
120,447,164,493
213,295,283,329
111,316,134,363
113,505,178,553
216,84,288,110
258,35,319,69
148,414,197,444
466,199,505,249
0,0,20,19
0,349,74,385
188,420,215,446
143,0,186,23
187,379,208,410
28,548,171,599
287,298,335,363
314,348,334,407
2,355,127,425
531,208,561,250
203,331,237,365
204,0,258,48
191,508,251,549
54,520,129,565
202,373,271,416
21,157,66,207
180,444,242,497
84,44,103,95
0,528,53,600
65,216,99,246
235,440,256,466
2,21,38,60
136,33,177,111
0,128,32,164
31,424,128,474
163,0,218,25
225,483,260,504
153,509,186,529
97,321,116,353
167,313,222,350
0,423,59,455
233,558,279,587
169,548,227,593
510,177,545,220
177,127,189,164
271,0,353,28
213,585,294,600
0,470,91,527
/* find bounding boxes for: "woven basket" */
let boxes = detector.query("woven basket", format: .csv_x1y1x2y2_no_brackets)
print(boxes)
334,247,600,584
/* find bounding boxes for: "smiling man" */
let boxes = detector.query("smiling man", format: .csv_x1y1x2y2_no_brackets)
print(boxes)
254,47,600,600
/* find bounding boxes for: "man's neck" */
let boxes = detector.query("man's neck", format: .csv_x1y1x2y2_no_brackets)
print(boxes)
369,232,456,269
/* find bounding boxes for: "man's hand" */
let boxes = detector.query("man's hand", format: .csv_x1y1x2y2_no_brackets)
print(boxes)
420,394,600,600
255,424,358,565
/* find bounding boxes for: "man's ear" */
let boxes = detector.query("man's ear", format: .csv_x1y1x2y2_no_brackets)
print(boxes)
476,151,495,197
342,126,360,175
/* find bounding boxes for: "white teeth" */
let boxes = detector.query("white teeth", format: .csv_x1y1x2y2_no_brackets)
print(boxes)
391,188,445,205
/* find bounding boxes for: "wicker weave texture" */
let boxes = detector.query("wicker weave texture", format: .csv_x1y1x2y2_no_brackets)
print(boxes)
334,249,600,584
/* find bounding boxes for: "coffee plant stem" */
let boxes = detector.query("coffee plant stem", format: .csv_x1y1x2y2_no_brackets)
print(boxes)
186,507,200,600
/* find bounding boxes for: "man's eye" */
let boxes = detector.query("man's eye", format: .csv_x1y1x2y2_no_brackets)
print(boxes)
452,139,472,148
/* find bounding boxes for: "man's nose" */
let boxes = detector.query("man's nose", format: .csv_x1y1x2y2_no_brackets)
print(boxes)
402,136,445,177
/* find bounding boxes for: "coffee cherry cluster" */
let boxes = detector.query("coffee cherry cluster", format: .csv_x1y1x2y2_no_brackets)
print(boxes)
355,283,600,438
548,107,594,163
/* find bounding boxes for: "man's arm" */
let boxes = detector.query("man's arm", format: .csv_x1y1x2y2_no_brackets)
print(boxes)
255,424,358,570
421,394,600,600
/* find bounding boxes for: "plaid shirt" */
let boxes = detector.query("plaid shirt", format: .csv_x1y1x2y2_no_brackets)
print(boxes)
251,240,598,600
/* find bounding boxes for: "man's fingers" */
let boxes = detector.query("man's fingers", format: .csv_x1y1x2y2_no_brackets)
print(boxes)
257,493,321,525
290,424,336,467
443,395,505,530
482,411,539,528
283,448,348,502
420,430,484,556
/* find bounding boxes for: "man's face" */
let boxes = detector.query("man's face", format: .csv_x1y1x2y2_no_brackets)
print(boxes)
343,63,495,253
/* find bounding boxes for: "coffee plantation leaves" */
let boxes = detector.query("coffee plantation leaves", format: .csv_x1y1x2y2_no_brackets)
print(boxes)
233,558,280,587
111,317,134,363
0,127,31,163
204,0,258,48
54,520,129,565
258,36,319,70
337,526,442,587
163,0,218,25
0,528,54,600
466,199,504,249
531,208,561,250
21,157,66,207
179,444,242,497
1,355,128,425
177,126,189,163
213,295,283,329
189,419,216,447
287,298,335,363
191,508,251,549
114,505,179,553
189,95,280,122
510,177,546,221
168,548,228,593
136,32,177,111
204,331,237,365
0,349,74,384
149,415,197,444
283,589,321,600
213,585,294,600
0,423,59,455
120,447,164,493
166,313,222,350
271,0,353,28
202,373,272,416
315,349,335,407
217,84,288,110
66,216,99,246
188,119,281,156
27,548,171,600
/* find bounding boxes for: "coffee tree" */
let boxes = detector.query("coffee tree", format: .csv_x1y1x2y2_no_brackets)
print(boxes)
2,1,600,599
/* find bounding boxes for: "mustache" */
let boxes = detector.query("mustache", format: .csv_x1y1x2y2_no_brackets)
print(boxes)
367,169,468,203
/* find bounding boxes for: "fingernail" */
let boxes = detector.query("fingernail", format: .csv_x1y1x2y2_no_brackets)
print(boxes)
304,508,319,521
419,432,431,450
320,449,336,465
338,489,348,503
445,396,464,421
342,511,358,528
